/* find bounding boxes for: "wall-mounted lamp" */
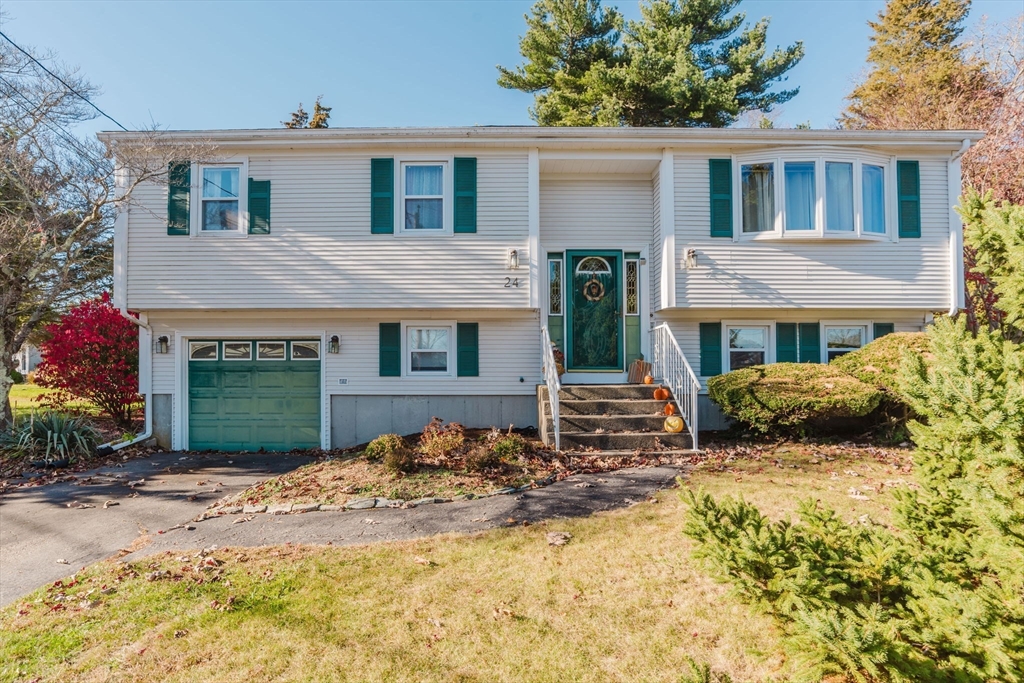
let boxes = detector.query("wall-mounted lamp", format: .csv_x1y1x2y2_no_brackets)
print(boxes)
156,336,169,354
507,248,520,270
329,335,341,354
684,248,698,269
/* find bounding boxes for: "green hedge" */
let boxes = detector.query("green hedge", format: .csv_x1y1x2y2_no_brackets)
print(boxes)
830,332,930,399
707,363,883,433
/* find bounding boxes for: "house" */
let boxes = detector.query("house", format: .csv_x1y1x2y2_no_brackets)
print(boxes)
97,127,981,452
13,344,41,376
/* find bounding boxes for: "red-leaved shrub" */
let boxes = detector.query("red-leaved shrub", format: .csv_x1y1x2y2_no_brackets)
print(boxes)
35,293,141,429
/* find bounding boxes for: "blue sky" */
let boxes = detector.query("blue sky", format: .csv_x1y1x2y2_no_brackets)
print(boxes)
1,0,1020,135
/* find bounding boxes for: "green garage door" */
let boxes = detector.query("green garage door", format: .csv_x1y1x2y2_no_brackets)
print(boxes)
188,340,321,452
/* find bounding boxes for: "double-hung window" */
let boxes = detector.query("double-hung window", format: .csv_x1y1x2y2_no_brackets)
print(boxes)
736,152,892,240
824,325,867,362
406,324,452,375
726,325,770,371
192,161,247,236
402,162,446,232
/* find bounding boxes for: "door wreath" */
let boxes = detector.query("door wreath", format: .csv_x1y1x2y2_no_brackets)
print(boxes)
582,276,605,302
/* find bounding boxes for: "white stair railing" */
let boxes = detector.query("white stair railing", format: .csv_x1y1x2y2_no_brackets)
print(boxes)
540,325,561,451
650,323,701,450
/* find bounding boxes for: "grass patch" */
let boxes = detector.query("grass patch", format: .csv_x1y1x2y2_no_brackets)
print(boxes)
8,385,99,421
0,441,911,683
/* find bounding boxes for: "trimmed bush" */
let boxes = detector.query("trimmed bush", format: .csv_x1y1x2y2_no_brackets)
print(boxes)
492,433,529,460
418,417,465,460
830,332,931,398
364,433,405,461
383,446,417,474
10,369,25,384
707,363,882,433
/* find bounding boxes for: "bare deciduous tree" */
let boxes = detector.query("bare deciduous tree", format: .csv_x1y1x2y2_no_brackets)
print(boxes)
0,39,209,429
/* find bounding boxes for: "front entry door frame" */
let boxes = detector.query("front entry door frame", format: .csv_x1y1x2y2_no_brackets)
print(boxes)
565,249,624,373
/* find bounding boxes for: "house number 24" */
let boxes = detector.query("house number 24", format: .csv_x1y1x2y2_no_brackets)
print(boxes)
504,277,520,288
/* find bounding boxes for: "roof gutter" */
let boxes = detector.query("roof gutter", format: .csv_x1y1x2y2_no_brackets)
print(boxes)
948,138,972,317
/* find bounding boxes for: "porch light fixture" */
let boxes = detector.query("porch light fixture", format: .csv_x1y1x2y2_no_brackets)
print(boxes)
507,248,520,270
684,248,698,269
156,336,169,354
329,335,341,354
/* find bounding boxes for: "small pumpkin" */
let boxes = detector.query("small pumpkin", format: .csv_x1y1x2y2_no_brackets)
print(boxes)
643,374,654,385
664,416,684,433
663,403,676,416
653,386,670,401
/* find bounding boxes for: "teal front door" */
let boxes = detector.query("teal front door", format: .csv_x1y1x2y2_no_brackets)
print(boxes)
566,250,623,371
188,340,321,451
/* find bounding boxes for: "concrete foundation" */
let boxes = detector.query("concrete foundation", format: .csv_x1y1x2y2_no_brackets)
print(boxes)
330,395,536,449
152,394,172,449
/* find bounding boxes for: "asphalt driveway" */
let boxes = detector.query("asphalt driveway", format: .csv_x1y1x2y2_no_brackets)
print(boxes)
1,451,683,607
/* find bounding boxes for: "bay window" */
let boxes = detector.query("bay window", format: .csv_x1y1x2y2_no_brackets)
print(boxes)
734,152,893,240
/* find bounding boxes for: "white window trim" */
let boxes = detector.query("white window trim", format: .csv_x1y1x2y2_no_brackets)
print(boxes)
188,341,219,361
256,340,287,361
722,320,776,372
222,341,253,361
401,320,456,378
820,320,871,364
191,158,249,238
395,156,454,237
290,340,321,361
732,150,896,242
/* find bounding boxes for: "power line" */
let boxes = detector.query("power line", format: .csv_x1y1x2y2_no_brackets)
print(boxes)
0,30,128,131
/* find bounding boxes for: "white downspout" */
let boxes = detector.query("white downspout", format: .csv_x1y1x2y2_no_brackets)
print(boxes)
97,165,154,454
948,138,971,317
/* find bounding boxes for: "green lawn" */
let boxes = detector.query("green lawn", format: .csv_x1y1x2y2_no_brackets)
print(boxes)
8,384,99,421
0,442,912,683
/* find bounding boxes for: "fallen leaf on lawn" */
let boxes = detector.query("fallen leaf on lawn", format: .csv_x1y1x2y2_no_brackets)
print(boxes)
547,531,572,546
414,556,434,566
174,629,188,639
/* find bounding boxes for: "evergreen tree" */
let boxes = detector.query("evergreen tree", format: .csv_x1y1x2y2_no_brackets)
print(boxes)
498,0,804,127
497,0,623,125
842,0,998,129
308,95,332,129
283,103,309,129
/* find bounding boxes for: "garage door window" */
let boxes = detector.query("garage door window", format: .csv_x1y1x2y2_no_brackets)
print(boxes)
189,342,218,360
258,342,286,360
291,341,320,360
223,342,252,360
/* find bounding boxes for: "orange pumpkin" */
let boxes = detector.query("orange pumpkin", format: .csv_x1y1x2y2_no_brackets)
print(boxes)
664,403,676,416
663,416,684,433
643,375,654,385
653,387,670,401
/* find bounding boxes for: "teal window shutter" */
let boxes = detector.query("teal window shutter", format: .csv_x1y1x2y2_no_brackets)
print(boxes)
167,162,190,235
454,157,477,233
776,323,798,363
709,159,733,238
371,158,394,234
248,178,271,234
457,322,479,377
897,160,921,238
379,323,401,376
873,322,895,340
799,323,821,363
699,322,722,377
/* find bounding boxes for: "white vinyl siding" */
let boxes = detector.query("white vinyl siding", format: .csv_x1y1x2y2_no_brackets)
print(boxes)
126,152,529,310
651,169,662,311
540,176,653,248
674,155,951,309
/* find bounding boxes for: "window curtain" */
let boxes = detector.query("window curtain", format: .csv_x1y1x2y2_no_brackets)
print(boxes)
406,165,443,196
784,162,815,230
862,165,886,233
742,163,774,232
826,162,854,231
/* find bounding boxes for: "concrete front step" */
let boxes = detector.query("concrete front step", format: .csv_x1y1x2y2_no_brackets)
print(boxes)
558,399,670,416
560,414,675,433
558,384,665,401
560,431,693,451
